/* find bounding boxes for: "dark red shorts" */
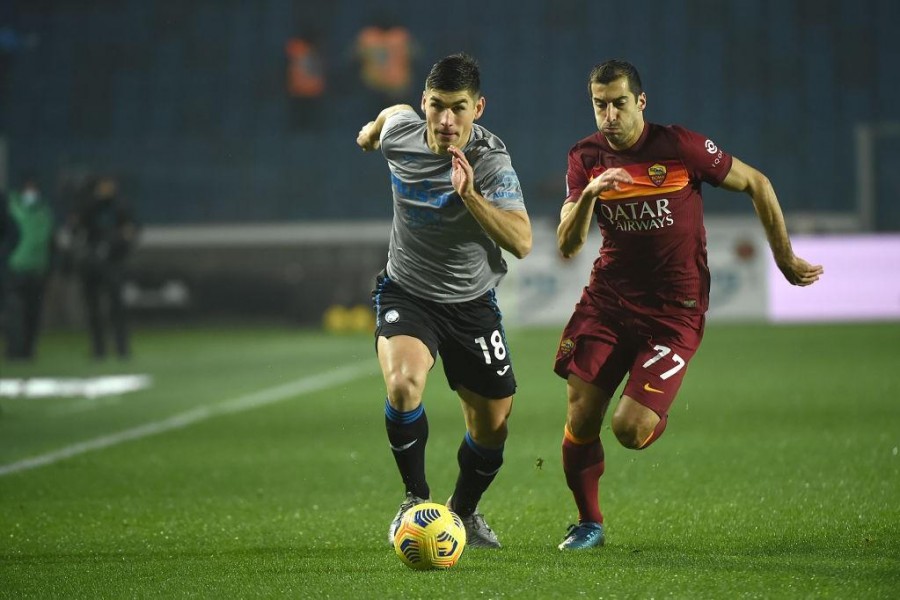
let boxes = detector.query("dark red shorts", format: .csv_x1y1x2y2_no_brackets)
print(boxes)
554,288,705,417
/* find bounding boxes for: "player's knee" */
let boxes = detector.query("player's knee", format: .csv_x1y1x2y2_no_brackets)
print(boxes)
612,411,668,450
611,415,644,449
466,402,510,447
458,387,512,447
611,411,659,450
385,371,426,409
612,396,665,450
469,419,509,448
566,412,601,442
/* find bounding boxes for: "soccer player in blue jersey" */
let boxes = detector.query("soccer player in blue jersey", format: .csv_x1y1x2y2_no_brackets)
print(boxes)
357,53,531,548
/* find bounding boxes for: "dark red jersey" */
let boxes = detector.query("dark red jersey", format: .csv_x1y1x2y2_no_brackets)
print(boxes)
564,123,733,315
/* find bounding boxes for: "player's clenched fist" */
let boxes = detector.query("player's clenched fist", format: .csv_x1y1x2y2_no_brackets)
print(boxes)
584,167,633,198
357,121,381,151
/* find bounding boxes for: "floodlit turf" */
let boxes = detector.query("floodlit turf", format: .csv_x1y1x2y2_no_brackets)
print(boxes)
1,323,899,598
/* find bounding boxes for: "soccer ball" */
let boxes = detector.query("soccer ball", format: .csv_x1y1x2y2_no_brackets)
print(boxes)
392,502,466,570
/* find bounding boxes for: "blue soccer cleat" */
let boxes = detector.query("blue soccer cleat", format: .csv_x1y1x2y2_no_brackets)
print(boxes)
558,522,605,550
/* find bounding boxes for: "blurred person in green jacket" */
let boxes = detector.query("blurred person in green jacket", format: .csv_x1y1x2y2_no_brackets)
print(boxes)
4,173,55,361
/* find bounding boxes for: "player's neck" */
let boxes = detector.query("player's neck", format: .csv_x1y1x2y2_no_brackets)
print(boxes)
607,121,645,151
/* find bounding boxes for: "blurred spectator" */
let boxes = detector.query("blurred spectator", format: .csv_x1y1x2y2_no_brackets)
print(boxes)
285,31,326,131
353,17,417,112
0,188,20,338
66,175,139,360
3,173,55,361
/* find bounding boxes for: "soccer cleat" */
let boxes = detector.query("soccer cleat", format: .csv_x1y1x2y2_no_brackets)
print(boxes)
387,492,429,546
459,511,502,548
558,522,605,550
447,496,501,548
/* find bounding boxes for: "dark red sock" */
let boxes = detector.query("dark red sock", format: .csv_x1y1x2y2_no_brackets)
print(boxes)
561,427,605,524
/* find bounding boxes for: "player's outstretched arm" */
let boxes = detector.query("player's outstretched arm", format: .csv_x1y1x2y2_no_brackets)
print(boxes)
448,145,532,259
356,104,417,151
721,157,824,286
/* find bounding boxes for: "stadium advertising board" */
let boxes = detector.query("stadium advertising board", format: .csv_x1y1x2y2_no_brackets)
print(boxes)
768,234,900,322
501,218,768,325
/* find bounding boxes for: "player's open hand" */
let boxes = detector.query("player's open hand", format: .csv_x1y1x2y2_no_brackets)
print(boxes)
357,121,381,151
584,167,633,199
448,145,475,198
778,256,824,286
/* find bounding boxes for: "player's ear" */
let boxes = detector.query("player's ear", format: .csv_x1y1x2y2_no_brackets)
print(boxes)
421,90,428,113
474,95,485,120
636,92,647,112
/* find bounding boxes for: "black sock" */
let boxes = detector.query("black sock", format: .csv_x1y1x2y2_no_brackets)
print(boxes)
384,398,430,499
450,432,504,517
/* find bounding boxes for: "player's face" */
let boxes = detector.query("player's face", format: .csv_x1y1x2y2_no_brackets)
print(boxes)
591,77,646,150
421,88,485,154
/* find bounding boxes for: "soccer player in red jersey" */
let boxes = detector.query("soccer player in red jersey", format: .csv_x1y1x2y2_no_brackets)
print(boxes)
554,59,824,550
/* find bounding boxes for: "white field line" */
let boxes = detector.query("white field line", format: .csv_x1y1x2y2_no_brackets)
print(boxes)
0,361,375,477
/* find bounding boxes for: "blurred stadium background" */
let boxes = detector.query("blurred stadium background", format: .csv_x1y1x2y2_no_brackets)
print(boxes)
1,0,899,330
2,3,899,595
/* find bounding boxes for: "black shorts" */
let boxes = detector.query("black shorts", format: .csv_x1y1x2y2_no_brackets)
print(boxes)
371,271,517,399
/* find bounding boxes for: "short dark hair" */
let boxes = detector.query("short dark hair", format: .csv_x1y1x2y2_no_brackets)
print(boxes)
588,59,643,99
425,53,481,96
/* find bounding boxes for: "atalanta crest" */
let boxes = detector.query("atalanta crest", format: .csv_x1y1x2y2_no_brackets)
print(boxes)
648,163,667,187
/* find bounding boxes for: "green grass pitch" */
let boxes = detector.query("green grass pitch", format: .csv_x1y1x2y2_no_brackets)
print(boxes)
1,323,898,598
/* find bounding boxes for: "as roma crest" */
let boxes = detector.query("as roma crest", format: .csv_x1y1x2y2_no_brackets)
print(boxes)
648,163,667,187
557,338,575,359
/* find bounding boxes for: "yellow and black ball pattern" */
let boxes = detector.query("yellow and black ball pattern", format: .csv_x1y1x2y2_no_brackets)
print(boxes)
392,503,466,570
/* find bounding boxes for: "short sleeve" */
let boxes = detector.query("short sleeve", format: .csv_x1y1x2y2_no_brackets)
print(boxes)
670,125,733,186
380,109,419,151
564,144,590,204
475,149,525,211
